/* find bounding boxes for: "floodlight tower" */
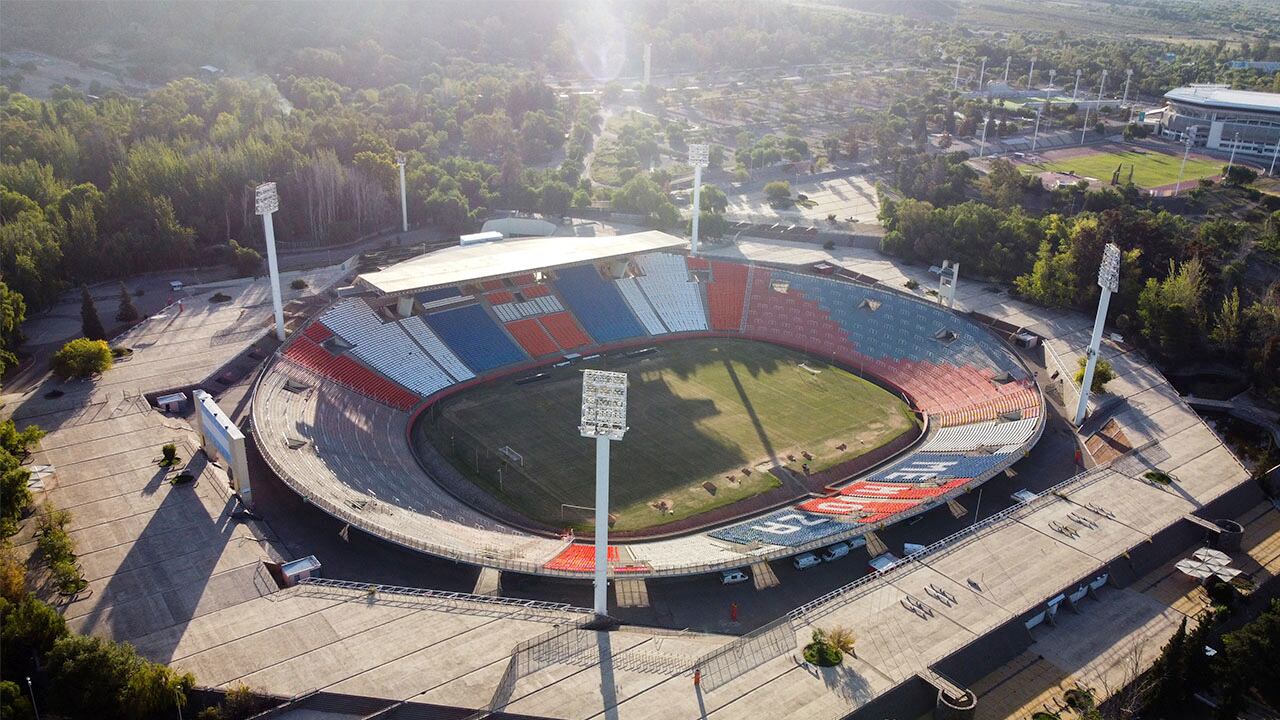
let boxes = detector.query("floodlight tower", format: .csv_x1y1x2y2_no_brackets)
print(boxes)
1121,68,1133,107
1027,57,1036,89
1227,131,1240,170
688,143,710,256
579,370,629,618
1269,132,1279,176
1002,56,1011,84
254,182,286,342
1073,243,1120,427
1175,127,1198,195
1080,70,1106,145
978,114,989,158
953,57,962,91
395,152,408,233
1071,69,1081,101
643,43,652,87
978,57,987,92
1031,107,1042,152
1045,69,1057,132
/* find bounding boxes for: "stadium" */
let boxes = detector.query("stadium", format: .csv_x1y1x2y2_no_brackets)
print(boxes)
251,230,1045,579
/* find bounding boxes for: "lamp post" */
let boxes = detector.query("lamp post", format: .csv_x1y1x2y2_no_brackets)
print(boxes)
1121,68,1133,108
1081,70,1106,145
1269,132,1279,176
978,114,989,158
1003,56,1011,84
395,151,408,233
1072,69,1081,101
1227,131,1240,170
1032,108,1042,153
688,143,709,256
1027,56,1036,89
254,182,286,342
1175,131,1194,195
27,677,39,720
953,57,962,91
978,57,987,93
579,370,628,618
1074,243,1120,426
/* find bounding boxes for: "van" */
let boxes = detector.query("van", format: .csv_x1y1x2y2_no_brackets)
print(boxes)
868,552,901,574
821,542,849,562
792,553,821,570
720,569,749,585
169,280,184,292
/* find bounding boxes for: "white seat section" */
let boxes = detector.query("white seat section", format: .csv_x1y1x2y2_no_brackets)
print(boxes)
918,417,1040,453
491,295,564,321
616,277,668,335
399,316,476,382
635,253,708,332
318,299,454,396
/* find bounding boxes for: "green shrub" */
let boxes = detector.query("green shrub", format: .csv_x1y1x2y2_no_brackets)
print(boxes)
160,443,178,467
209,292,232,303
51,338,112,378
1074,356,1115,392
170,473,195,486
904,279,919,290
290,278,308,290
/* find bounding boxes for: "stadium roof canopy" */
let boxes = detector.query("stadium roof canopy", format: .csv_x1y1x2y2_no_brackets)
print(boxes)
356,230,688,297
1164,85,1280,115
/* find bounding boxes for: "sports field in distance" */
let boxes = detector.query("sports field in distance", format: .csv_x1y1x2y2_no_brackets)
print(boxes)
417,338,918,532
1018,144,1223,190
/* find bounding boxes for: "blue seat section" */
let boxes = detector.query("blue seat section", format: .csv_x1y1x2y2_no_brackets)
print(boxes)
865,452,1012,483
423,304,527,373
416,287,461,304
781,271,1025,376
553,265,647,343
708,507,848,547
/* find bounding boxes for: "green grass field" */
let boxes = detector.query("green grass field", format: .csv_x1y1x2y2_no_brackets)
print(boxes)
1022,147,1222,188
418,338,918,532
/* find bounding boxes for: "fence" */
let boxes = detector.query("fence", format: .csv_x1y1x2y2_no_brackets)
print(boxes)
297,577,590,615
692,616,798,692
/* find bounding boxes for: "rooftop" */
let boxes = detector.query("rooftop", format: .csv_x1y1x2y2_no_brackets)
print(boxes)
1164,84,1280,114
355,230,688,297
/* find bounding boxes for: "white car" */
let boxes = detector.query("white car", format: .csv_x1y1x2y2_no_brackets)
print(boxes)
720,569,749,585
792,553,821,570
821,542,850,562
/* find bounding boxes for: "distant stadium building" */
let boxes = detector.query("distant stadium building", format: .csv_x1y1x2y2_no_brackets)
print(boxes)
1158,84,1280,160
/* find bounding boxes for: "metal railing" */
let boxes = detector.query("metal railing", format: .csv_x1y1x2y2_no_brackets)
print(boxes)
297,577,591,615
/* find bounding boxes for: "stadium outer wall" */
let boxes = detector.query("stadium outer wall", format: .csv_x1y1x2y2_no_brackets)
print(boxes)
250,285,1047,580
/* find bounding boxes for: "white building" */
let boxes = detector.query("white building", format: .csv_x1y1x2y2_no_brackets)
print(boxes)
1159,85,1280,160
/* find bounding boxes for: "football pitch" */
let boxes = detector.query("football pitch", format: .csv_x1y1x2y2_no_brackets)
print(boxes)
418,338,918,532
1020,146,1222,189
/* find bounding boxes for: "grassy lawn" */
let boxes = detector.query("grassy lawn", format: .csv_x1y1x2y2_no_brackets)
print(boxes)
418,338,917,532
1023,148,1222,188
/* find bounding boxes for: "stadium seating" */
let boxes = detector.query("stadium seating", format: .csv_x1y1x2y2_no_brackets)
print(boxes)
544,544,619,572
490,295,564,322
424,303,528,374
615,277,668,335
521,283,552,299
703,261,749,331
633,253,707,332
505,318,559,357
552,264,647,343
282,337,419,410
539,312,592,349
920,417,1040,452
303,322,334,343
318,299,454,397
398,316,475,383
865,451,1013,484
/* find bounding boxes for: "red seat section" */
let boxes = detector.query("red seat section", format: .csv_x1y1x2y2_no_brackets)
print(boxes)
511,273,538,286
742,269,853,361
505,318,558,357
544,544,619,572
521,284,552,299
303,322,334,343
540,312,592,349
486,291,515,305
797,496,919,519
837,478,969,500
481,279,506,291
283,337,419,410
706,261,748,331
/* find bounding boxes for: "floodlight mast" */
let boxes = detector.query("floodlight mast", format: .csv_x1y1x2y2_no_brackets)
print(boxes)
254,182,286,342
1027,57,1036,89
688,144,710,256
579,370,628,618
1073,243,1120,426
395,152,408,233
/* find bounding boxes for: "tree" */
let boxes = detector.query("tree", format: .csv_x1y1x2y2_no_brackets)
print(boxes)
45,633,192,720
115,282,139,323
691,211,730,240
1222,164,1258,187
0,283,26,375
1075,356,1115,392
1,594,69,678
80,285,105,340
1210,289,1243,353
228,240,262,277
699,184,728,214
51,338,112,378
764,180,791,202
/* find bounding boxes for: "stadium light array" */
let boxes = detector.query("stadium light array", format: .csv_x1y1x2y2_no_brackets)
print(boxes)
1074,243,1121,426
255,182,286,341
688,143,710,256
580,369,628,618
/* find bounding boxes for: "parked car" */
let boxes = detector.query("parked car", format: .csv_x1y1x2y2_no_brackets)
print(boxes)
792,553,821,570
868,551,901,574
821,542,850,562
720,569,749,585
